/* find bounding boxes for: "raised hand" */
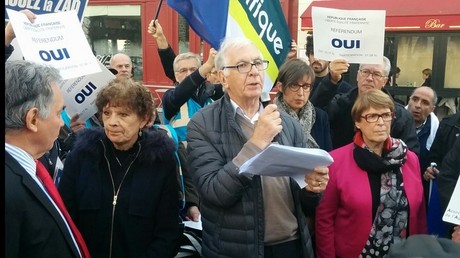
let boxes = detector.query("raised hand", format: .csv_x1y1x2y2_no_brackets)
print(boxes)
6,9,36,46
329,58,350,84
148,19,168,49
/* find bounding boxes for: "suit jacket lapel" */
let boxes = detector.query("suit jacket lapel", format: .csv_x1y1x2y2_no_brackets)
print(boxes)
5,152,81,257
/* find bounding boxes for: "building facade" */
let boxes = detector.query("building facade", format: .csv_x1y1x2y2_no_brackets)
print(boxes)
76,0,459,108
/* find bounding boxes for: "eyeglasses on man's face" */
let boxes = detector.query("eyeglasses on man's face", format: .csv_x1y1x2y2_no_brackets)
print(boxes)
288,83,312,92
359,69,386,80
223,60,269,74
176,67,198,74
361,112,394,123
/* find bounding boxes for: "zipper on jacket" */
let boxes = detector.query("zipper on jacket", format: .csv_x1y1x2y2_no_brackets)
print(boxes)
101,140,141,258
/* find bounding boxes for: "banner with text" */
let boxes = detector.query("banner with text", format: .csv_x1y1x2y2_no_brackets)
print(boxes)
5,0,88,22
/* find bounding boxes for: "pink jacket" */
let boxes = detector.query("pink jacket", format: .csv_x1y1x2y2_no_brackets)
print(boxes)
315,143,427,258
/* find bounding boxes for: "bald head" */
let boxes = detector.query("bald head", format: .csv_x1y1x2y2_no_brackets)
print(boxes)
407,86,437,127
110,53,133,79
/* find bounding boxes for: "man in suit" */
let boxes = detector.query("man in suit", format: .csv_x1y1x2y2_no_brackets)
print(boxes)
5,9,67,183
5,59,84,257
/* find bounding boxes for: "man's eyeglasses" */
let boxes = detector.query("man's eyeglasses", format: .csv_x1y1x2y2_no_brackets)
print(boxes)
289,83,312,92
176,67,198,74
361,112,394,123
359,69,386,80
223,60,269,74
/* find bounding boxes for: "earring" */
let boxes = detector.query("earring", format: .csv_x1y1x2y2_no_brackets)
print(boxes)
138,128,143,137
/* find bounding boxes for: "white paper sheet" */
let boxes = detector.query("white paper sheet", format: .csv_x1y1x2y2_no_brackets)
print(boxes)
183,215,202,231
239,144,334,188
442,179,460,225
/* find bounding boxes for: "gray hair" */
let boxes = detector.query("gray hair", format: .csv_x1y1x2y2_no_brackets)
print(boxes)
215,37,262,75
5,60,62,131
173,52,201,72
359,56,392,76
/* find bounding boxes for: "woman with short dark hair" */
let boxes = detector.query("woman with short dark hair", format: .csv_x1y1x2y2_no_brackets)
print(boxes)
59,78,183,258
274,58,332,151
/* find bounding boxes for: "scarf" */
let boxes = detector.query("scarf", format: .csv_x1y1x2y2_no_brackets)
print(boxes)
274,93,319,148
352,131,409,258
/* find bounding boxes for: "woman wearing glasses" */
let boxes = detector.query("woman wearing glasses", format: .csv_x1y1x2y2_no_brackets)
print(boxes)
315,89,427,258
274,58,332,151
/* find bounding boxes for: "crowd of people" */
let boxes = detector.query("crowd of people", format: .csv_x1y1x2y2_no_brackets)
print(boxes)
5,9,460,258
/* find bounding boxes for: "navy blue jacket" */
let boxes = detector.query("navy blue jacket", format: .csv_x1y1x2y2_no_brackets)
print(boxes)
6,152,80,258
311,107,333,151
59,128,183,258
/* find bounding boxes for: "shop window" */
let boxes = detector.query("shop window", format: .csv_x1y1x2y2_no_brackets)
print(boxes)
82,5,142,81
445,35,460,89
177,15,204,60
395,36,434,87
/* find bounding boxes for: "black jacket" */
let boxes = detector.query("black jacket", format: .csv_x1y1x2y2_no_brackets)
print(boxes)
429,112,460,166
6,152,80,258
59,128,183,258
157,45,224,121
310,73,353,109
162,69,224,121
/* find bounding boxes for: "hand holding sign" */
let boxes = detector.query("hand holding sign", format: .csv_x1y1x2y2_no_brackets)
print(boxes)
6,8,100,79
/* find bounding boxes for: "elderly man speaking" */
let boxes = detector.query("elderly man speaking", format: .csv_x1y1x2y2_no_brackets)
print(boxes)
186,37,329,258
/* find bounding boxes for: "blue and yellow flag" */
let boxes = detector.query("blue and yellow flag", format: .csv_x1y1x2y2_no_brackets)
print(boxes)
167,0,292,97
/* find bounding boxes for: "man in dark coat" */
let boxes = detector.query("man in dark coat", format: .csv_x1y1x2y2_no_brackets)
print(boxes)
6,11,87,257
187,36,330,258
311,56,420,154
5,59,84,257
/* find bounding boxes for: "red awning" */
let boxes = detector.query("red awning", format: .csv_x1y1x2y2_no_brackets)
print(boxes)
301,0,460,32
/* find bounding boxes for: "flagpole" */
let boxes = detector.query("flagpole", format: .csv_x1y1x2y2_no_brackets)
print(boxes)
154,0,164,22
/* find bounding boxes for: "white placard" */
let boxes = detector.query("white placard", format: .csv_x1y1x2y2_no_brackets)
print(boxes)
442,178,460,225
6,8,100,79
312,7,385,64
61,61,116,122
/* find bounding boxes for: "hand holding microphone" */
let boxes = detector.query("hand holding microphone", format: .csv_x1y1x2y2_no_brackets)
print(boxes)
250,104,282,149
